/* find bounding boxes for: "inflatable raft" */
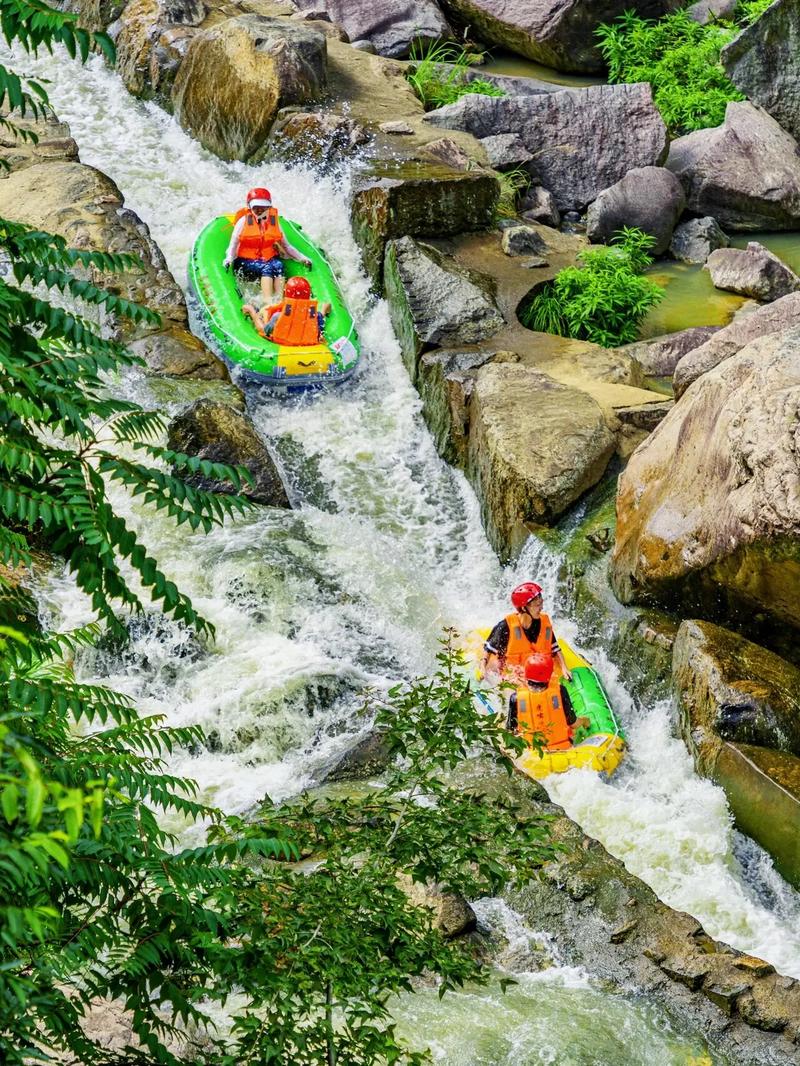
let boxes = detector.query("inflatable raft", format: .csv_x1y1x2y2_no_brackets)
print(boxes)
188,214,360,388
470,631,626,780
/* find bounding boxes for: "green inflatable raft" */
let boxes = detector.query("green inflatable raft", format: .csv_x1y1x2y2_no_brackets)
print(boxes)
188,214,361,388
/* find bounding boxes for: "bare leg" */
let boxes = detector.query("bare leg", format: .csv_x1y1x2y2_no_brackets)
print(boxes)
319,301,332,316
242,304,265,336
259,274,275,303
274,274,285,300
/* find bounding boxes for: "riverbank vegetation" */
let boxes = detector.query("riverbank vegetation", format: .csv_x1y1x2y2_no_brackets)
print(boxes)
521,227,664,347
596,9,744,136
407,41,505,110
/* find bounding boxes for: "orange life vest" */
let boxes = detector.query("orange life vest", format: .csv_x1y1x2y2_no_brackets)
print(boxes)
503,612,555,671
516,680,572,751
270,297,320,347
235,207,282,262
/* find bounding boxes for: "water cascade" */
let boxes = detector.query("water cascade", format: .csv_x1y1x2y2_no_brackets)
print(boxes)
16,44,800,1061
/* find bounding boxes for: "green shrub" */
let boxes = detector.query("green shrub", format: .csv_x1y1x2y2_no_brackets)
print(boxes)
521,228,665,348
494,166,531,222
596,10,744,136
737,0,774,23
407,40,505,110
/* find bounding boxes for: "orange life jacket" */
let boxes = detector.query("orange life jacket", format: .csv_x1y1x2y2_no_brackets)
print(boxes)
270,297,320,347
235,207,282,262
503,612,555,671
516,680,572,751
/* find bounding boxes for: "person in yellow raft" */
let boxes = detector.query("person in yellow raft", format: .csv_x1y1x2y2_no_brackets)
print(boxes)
223,186,312,303
481,582,587,750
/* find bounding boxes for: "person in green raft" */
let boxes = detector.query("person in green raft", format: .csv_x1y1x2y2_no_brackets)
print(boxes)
223,186,312,303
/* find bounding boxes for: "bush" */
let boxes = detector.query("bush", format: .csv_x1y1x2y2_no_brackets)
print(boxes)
407,41,505,110
521,228,665,348
596,10,743,136
737,0,774,23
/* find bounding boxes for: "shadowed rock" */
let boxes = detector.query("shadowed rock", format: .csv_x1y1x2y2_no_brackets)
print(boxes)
670,217,729,264
586,166,685,255
705,242,800,302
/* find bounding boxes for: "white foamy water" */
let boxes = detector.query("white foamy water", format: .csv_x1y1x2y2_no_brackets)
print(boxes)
13,38,800,1017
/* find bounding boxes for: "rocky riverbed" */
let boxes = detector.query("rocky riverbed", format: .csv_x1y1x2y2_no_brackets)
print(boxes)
10,0,800,1060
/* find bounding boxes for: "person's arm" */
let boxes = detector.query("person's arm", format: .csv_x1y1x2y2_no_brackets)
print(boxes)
555,646,572,683
224,217,245,268
263,311,280,338
277,236,312,267
481,620,509,677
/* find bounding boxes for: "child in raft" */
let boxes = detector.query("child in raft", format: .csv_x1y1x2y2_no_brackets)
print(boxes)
242,276,331,345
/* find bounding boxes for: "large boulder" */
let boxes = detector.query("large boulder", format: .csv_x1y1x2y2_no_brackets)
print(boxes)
673,619,800,888
293,0,451,58
438,0,682,74
129,329,229,380
666,102,800,230
620,326,720,378
611,327,800,636
113,0,206,102
722,0,800,143
167,400,290,507
673,291,800,396
669,216,729,264
384,237,504,379
586,166,685,256
467,363,616,557
171,16,327,161
686,0,738,23
425,84,668,212
705,242,800,302
351,158,499,284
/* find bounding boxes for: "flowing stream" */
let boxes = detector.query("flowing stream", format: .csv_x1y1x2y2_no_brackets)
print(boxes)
16,45,800,1062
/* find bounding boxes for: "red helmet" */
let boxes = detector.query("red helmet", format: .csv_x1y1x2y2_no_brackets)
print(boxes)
524,653,554,685
510,582,543,609
285,276,311,299
246,186,272,208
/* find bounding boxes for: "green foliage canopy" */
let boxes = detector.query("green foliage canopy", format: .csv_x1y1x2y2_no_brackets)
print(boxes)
596,9,743,136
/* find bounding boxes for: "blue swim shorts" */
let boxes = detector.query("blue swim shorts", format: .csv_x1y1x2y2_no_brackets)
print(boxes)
234,256,284,280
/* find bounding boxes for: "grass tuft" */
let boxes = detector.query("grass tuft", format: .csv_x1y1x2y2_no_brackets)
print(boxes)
407,40,506,111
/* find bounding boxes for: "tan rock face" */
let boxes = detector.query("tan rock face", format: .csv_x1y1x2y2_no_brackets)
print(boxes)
171,15,327,161
0,160,185,334
0,111,78,171
611,327,800,632
467,363,616,557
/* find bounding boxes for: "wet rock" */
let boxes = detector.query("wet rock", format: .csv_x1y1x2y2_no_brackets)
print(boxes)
417,348,498,465
317,729,391,782
167,400,290,507
620,326,720,377
268,109,369,169
113,0,206,101
611,327,800,636
0,111,78,171
586,166,685,256
673,619,800,769
501,225,546,257
351,158,499,284
171,16,327,162
425,84,667,213
467,363,616,557
384,237,504,379
481,132,532,169
614,400,673,432
0,160,187,338
705,242,800,302
60,0,127,32
437,0,682,74
673,291,800,397
722,0,800,143
687,0,738,23
129,329,229,380
397,874,477,938
520,186,560,228
293,0,451,58
666,102,800,230
669,216,729,264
